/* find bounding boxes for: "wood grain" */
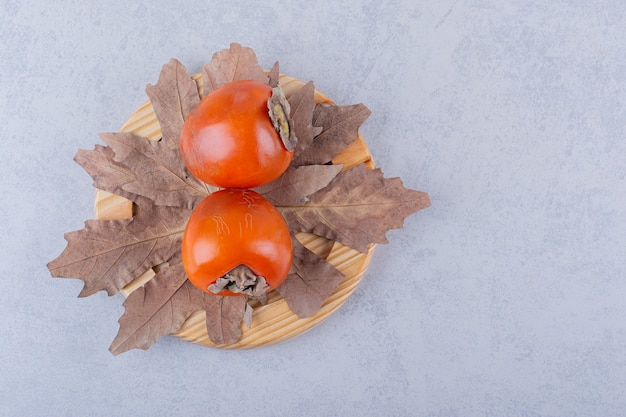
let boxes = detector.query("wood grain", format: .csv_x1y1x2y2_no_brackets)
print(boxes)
96,74,376,349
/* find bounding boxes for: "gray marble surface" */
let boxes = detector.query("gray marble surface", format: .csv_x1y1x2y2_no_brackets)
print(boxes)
2,1,626,416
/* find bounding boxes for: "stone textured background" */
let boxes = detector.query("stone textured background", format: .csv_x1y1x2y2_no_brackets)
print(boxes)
2,1,625,416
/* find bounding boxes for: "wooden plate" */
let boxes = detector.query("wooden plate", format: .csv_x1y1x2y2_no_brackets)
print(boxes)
95,74,376,349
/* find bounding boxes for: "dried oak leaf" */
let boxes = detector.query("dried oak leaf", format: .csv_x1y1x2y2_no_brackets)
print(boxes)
279,163,431,253
292,103,371,167
276,237,345,318
48,197,191,297
146,58,200,148
201,42,269,96
100,132,211,209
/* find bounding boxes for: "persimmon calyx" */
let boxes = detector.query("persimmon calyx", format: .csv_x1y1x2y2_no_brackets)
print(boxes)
268,86,297,151
208,264,270,297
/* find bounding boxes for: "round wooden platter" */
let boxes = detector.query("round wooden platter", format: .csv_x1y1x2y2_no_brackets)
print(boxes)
95,74,376,350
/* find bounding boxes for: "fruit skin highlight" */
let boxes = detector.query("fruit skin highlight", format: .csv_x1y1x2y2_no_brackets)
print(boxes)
180,80,294,189
182,189,293,296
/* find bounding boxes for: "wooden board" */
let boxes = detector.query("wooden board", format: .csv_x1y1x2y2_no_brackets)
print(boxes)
95,74,376,349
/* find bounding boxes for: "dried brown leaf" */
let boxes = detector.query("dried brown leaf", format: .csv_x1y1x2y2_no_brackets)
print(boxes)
109,254,206,355
287,82,323,162
48,198,191,297
276,237,345,318
201,43,268,96
203,295,248,345
145,58,200,148
267,61,280,88
100,132,211,208
74,145,138,202
292,103,371,166
279,164,431,252
254,164,342,206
